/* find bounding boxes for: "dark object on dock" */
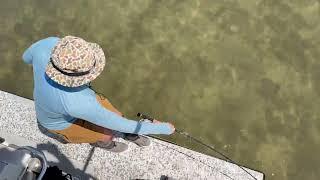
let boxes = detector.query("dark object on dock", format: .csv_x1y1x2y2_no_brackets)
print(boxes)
132,175,175,180
0,137,4,143
160,175,175,180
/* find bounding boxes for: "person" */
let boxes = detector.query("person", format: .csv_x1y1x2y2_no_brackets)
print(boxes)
22,36,175,153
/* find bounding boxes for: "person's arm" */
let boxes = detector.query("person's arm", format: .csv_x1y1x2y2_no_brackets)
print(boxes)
22,42,37,64
63,92,174,135
22,40,41,64
22,37,59,64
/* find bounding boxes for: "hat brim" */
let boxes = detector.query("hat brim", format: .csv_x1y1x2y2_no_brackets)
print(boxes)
45,43,106,88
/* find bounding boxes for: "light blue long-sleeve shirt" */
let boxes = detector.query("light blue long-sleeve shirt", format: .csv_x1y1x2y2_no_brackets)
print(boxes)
22,37,172,135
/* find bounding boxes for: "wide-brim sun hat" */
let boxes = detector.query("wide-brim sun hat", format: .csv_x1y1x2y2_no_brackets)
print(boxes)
46,36,106,87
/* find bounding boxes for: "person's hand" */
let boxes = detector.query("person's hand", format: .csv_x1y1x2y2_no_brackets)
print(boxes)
152,119,161,124
166,122,175,134
153,119,175,134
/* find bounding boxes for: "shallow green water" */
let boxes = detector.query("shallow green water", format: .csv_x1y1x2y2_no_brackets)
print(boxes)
1,0,320,179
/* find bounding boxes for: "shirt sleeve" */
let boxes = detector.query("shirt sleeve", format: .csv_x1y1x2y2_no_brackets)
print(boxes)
22,41,38,64
63,92,173,135
22,37,59,65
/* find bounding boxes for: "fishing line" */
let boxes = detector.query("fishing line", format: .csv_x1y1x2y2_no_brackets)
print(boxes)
137,113,258,180
149,135,235,180
87,85,257,180
176,131,256,180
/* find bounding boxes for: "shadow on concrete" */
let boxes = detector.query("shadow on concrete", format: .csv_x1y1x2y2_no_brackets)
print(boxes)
0,138,97,180
36,123,97,179
35,141,97,180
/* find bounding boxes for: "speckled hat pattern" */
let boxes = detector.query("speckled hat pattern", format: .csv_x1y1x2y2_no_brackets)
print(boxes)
46,36,106,87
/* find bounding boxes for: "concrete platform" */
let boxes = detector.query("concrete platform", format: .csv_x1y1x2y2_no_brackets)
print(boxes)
0,90,264,180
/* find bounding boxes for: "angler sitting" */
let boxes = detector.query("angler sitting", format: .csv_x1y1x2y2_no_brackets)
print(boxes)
22,36,175,152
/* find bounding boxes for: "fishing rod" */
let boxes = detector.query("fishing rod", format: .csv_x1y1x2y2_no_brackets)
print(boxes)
137,113,258,180
87,85,257,179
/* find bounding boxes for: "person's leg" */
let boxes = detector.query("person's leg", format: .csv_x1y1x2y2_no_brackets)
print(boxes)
49,94,121,144
50,93,148,147
51,119,112,143
50,119,128,152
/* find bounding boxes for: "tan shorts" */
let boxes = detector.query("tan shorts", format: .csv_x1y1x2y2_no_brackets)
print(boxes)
50,95,123,143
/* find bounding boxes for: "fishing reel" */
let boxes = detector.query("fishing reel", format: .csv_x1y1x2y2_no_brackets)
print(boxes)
137,112,181,134
137,112,155,122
